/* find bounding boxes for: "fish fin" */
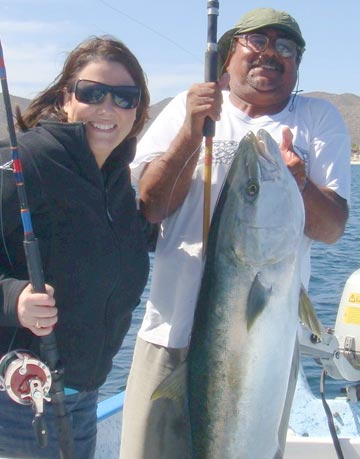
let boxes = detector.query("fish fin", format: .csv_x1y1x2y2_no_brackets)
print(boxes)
246,272,272,330
151,360,187,404
298,285,323,339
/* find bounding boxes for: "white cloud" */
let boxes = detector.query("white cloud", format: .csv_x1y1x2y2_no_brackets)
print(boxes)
145,63,203,103
0,20,54,34
1,40,64,98
0,18,89,98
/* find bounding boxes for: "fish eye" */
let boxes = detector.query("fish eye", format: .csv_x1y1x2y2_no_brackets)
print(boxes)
246,181,259,197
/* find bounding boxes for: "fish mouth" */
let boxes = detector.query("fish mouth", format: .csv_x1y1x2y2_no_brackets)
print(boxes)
257,138,275,163
255,130,281,171
239,131,279,186
253,135,279,184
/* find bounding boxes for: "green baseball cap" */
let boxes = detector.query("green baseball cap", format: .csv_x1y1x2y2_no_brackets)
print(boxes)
218,8,306,74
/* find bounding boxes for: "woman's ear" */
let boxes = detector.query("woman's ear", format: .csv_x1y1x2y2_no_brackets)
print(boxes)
62,89,71,116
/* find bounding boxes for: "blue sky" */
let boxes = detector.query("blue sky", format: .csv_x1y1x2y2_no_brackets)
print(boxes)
1,0,359,104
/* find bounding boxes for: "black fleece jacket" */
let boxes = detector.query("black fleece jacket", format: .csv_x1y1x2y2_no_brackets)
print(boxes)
0,121,149,391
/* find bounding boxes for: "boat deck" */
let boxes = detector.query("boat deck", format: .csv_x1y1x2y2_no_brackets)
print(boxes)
95,370,360,459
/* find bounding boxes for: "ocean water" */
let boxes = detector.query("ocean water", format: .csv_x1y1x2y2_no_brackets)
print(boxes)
99,165,360,402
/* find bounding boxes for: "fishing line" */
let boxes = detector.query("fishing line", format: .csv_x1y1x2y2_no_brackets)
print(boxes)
160,141,203,238
0,164,18,353
320,369,345,459
0,159,21,370
289,70,303,112
0,161,14,271
98,0,202,63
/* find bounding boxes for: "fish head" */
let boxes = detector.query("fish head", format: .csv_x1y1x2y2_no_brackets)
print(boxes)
218,129,305,267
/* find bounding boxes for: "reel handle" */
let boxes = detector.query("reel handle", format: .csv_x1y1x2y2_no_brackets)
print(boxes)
33,412,49,448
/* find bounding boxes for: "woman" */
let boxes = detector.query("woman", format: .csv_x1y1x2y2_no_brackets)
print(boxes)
0,35,150,458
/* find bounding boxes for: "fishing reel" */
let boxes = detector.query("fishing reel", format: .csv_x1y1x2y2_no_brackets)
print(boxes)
0,350,52,446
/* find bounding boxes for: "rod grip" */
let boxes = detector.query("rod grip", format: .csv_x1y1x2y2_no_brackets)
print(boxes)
24,240,61,369
23,239,46,294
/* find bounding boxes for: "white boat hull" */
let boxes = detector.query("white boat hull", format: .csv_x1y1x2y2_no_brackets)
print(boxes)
95,369,360,459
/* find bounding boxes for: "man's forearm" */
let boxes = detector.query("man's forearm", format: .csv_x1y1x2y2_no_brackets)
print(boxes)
139,128,202,223
302,179,349,244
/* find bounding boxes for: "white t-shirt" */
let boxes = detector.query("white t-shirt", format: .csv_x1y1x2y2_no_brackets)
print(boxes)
131,91,351,348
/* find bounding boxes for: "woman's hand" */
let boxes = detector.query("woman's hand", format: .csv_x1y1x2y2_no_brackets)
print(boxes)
17,283,58,336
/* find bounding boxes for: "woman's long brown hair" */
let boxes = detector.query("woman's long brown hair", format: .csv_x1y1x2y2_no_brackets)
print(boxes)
16,35,150,138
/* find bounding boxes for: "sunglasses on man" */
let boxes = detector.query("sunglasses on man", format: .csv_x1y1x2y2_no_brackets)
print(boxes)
71,79,141,109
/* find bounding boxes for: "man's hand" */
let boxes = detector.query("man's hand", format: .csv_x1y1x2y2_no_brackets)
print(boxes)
279,126,348,243
280,126,307,192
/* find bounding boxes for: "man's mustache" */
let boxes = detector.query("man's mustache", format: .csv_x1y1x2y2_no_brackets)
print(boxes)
249,56,284,73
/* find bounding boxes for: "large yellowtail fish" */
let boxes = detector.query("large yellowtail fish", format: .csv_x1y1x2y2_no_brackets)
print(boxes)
154,129,313,458
190,129,305,458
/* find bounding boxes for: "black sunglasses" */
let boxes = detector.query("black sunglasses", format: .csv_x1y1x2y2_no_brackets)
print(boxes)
72,79,141,109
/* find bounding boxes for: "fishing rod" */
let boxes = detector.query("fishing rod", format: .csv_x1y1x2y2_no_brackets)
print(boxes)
0,40,74,458
202,0,219,256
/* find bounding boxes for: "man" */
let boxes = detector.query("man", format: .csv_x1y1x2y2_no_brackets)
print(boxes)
120,8,350,459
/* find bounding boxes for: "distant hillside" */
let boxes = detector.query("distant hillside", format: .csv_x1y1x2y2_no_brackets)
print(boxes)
146,93,360,147
0,95,30,139
303,92,360,147
140,97,172,138
0,92,359,147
